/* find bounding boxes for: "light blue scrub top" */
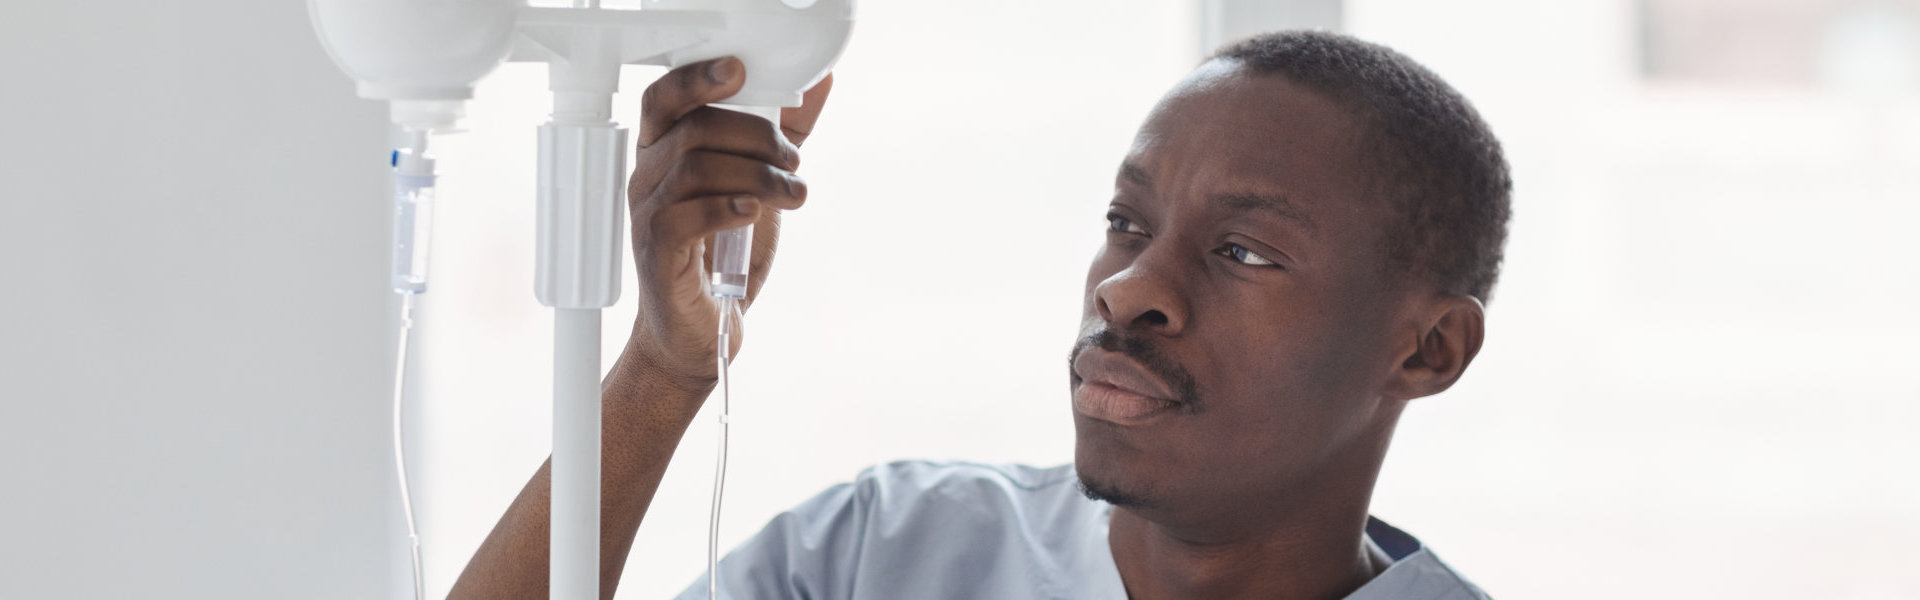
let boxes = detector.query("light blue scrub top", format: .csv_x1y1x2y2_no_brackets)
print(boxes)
675,461,1491,599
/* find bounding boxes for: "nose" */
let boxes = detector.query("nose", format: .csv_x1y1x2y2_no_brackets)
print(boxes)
1093,255,1189,337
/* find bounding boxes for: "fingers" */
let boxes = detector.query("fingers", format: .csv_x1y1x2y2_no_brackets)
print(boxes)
628,62,827,310
647,194,761,253
661,107,800,172
745,207,785,295
779,73,835,147
640,57,746,147
657,151,808,210
641,60,832,151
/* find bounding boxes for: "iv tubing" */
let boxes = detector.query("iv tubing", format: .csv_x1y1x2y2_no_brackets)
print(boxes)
708,298,741,599
392,293,426,600
390,132,434,600
706,104,777,599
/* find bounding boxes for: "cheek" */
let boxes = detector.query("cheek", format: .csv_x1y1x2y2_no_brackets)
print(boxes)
1198,286,1384,427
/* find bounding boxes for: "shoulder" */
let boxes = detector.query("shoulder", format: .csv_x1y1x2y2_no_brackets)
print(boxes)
1355,517,1495,600
775,460,1086,532
849,460,1081,503
1374,550,1493,600
703,461,1093,599
836,460,1089,529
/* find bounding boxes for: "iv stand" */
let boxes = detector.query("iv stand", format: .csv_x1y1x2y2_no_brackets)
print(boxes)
516,7,726,599
307,2,852,597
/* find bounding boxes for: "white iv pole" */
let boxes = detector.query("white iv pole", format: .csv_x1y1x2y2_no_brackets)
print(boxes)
306,1,853,598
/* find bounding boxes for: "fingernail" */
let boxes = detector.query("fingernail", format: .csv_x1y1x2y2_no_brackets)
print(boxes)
731,196,756,215
706,59,736,85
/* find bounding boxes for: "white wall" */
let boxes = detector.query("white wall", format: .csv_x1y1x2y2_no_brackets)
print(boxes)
0,2,399,599
1202,0,1344,55
1350,1,1920,598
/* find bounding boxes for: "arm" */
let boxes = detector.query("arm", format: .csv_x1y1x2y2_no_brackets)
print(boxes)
447,57,834,600
444,351,709,600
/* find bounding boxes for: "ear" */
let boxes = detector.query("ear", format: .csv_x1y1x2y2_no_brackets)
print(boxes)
1381,294,1485,402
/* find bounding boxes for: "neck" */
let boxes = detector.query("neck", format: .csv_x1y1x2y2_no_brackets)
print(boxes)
1107,436,1395,599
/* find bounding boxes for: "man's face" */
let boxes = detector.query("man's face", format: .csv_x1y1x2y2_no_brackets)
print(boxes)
1071,62,1413,526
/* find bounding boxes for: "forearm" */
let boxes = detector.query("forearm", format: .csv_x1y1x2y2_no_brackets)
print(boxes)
448,343,711,600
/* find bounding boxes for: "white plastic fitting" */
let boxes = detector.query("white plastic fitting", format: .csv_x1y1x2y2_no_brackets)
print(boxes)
391,132,438,294
534,123,627,308
707,105,780,299
650,0,855,108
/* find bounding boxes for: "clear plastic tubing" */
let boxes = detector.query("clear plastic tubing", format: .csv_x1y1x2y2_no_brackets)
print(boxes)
707,103,777,600
391,294,426,600
390,130,434,600
708,296,739,600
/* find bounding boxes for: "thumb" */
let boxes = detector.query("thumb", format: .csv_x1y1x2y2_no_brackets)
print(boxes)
779,73,834,147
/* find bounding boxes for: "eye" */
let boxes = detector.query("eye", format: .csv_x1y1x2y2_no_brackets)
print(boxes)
1106,213,1148,236
1217,243,1280,267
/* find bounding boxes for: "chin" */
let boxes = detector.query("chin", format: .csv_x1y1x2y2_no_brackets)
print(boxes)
1072,418,1160,508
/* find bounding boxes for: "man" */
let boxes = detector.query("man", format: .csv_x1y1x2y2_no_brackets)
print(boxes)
451,29,1509,599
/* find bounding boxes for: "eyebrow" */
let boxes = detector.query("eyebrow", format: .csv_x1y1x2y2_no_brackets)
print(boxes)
1117,161,1317,233
1213,192,1317,233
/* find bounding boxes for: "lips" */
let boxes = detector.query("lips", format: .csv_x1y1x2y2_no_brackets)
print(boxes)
1073,349,1177,399
1072,348,1181,425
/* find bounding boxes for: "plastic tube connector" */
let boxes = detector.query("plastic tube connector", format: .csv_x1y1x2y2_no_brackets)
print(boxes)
710,225,753,299
391,138,437,295
709,104,780,299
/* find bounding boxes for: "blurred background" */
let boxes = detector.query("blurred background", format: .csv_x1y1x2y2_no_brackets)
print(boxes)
2,0,1916,598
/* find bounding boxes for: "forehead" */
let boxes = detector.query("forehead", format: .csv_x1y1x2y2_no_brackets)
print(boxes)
1125,61,1374,226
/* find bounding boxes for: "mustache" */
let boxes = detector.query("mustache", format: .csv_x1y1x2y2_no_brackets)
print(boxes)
1070,328,1202,409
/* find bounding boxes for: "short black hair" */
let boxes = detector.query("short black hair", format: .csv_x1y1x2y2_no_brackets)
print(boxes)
1213,30,1512,302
